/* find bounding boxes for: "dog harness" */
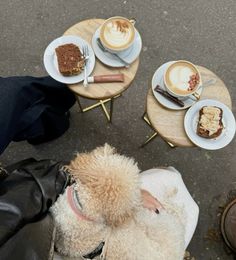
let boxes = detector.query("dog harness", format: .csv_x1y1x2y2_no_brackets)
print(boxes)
67,185,105,259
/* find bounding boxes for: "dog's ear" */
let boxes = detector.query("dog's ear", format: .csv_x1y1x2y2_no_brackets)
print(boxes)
66,152,93,182
98,156,141,227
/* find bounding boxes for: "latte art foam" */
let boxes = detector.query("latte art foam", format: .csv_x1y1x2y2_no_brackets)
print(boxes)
168,66,195,91
103,20,134,49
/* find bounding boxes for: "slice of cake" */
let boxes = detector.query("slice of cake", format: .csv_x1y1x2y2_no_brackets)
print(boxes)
55,43,84,76
197,106,223,139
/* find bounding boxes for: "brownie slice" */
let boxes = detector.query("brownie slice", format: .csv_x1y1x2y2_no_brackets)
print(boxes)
197,106,223,139
55,43,84,76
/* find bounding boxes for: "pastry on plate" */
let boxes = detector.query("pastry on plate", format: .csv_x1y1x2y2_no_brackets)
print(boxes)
197,106,223,139
55,43,85,76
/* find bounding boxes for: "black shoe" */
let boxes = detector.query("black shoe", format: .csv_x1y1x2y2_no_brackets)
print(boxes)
27,111,71,145
65,111,70,119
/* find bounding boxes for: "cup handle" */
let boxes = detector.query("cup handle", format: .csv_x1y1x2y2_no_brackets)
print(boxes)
192,92,200,100
129,18,136,25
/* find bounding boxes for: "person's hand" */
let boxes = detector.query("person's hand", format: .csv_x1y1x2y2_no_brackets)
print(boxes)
141,189,164,214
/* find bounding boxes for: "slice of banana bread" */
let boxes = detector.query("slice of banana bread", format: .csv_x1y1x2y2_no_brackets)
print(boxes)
55,43,84,76
197,106,223,139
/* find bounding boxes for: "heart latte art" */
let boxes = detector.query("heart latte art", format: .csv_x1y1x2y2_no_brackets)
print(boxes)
100,18,135,50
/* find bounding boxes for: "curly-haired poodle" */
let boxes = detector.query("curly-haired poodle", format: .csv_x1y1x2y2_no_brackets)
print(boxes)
51,144,199,260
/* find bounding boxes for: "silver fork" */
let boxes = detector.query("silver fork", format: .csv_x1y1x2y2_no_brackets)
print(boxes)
82,45,89,87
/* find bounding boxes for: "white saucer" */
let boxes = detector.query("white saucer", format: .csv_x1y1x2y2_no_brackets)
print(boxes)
151,61,203,110
184,99,236,150
43,35,95,84
92,27,142,67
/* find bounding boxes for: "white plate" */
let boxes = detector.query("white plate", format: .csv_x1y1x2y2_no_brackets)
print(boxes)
43,35,95,84
184,99,236,150
91,27,142,67
151,61,203,110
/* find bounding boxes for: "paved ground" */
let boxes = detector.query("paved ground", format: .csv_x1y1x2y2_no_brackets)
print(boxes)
1,0,236,259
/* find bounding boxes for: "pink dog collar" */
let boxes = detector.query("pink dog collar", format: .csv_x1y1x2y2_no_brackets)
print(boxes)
67,186,105,259
67,185,93,222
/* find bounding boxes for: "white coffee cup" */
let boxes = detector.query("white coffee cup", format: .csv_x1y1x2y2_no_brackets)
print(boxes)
100,16,136,53
164,60,201,99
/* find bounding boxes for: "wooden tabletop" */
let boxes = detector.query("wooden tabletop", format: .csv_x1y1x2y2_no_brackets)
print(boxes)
146,66,232,147
63,19,139,100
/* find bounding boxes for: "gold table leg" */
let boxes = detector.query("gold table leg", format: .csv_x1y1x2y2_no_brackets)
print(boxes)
142,112,152,126
141,112,175,148
140,132,158,147
75,95,84,112
75,94,120,122
100,100,111,121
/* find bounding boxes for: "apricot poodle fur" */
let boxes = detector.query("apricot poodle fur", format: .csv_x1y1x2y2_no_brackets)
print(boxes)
51,144,185,259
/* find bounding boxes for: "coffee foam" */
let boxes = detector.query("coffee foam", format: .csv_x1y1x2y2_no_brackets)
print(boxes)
102,20,134,49
166,63,198,94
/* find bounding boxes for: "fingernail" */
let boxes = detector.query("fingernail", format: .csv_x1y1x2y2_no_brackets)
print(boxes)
155,209,159,214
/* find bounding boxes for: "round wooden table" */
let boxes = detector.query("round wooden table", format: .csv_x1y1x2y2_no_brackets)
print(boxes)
143,66,232,147
63,19,140,122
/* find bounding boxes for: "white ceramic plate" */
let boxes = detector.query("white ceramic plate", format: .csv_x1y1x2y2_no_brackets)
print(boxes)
151,61,203,110
91,27,142,67
184,99,236,150
43,35,95,84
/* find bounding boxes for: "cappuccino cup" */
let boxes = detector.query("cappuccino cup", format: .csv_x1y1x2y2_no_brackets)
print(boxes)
99,16,136,53
164,60,201,99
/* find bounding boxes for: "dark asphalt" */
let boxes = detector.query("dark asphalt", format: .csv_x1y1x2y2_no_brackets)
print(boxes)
1,0,236,259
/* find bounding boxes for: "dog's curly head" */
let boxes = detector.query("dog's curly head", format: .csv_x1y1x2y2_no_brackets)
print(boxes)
66,144,141,227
